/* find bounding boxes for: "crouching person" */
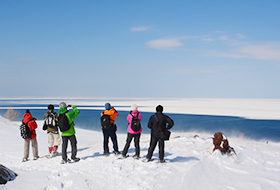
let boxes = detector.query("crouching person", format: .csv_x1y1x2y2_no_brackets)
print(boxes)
212,132,235,155
58,102,80,164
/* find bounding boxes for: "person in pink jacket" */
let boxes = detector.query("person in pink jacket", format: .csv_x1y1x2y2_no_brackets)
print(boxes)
121,104,142,159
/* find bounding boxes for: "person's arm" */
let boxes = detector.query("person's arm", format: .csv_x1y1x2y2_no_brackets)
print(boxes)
43,113,48,120
68,105,80,119
127,113,132,123
28,120,38,131
147,115,154,129
138,113,142,122
165,115,174,130
110,108,119,121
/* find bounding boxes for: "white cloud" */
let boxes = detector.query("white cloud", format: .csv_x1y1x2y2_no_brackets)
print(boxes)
209,43,280,61
237,33,246,39
219,35,229,41
238,44,280,60
201,38,213,42
130,26,149,32
146,38,183,49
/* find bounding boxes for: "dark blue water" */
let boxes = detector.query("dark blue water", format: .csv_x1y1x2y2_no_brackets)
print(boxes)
1,104,280,142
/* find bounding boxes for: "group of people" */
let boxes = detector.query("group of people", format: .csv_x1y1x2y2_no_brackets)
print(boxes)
21,102,175,164
21,102,234,164
22,102,80,164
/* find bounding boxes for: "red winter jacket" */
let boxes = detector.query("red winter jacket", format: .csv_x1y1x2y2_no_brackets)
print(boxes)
23,113,37,139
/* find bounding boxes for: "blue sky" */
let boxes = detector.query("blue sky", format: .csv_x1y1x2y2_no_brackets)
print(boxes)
1,0,280,98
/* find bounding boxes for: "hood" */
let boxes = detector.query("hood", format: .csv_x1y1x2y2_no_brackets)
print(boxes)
59,107,68,114
131,110,139,115
23,113,33,122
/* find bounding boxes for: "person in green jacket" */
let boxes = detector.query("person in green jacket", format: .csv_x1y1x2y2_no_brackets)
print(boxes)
58,102,80,164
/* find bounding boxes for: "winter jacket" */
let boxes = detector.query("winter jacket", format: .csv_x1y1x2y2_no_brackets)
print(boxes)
23,113,37,139
43,111,58,133
126,110,142,134
101,107,119,124
58,106,80,137
148,112,174,138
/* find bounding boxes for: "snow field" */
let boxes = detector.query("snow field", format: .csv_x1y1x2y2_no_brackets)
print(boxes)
1,116,280,190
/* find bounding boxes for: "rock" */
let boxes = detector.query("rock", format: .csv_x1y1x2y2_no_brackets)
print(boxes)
0,164,18,185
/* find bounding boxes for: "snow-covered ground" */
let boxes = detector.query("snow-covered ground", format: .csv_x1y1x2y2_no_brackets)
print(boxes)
1,98,280,190
1,118,280,189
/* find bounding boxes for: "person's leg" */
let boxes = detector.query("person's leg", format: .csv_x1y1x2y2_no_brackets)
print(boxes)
109,129,119,152
69,135,78,159
53,133,61,154
103,130,110,154
134,133,141,157
158,139,165,161
48,133,54,154
31,138,39,158
61,136,68,161
23,139,30,159
146,137,158,160
122,133,133,156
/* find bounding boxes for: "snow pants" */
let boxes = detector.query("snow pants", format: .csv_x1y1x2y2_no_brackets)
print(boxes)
103,128,119,154
146,136,165,161
23,138,39,159
61,135,77,161
122,133,141,157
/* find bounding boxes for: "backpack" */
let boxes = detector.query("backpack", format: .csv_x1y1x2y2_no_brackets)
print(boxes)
57,112,70,132
44,112,57,128
100,112,112,130
130,112,141,132
20,120,32,139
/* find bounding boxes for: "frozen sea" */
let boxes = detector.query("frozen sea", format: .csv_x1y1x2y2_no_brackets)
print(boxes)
0,98,279,141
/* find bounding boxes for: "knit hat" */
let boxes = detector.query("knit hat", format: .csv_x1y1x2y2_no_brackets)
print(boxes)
131,104,138,111
48,104,54,110
105,103,112,110
59,102,67,108
156,105,163,113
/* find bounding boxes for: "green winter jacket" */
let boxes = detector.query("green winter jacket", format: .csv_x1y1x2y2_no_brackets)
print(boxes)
58,106,80,136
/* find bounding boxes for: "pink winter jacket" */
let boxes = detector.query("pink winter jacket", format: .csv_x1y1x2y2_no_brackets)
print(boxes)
126,111,142,134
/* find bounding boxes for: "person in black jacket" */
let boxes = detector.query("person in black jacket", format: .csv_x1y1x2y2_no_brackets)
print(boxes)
146,105,174,163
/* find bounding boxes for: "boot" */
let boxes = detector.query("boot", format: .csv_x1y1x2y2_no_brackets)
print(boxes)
49,147,53,154
52,145,58,156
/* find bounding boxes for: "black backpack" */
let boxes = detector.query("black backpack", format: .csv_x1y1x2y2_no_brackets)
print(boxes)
20,120,32,139
57,112,70,132
100,112,112,130
130,112,141,132
45,112,57,128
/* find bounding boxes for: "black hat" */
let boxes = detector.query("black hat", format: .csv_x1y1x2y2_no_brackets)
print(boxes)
48,104,54,110
156,105,163,113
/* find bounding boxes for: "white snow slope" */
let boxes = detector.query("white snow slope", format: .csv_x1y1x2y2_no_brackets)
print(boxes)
0,115,280,190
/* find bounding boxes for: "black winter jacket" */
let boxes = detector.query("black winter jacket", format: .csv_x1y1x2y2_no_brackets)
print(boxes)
148,112,174,138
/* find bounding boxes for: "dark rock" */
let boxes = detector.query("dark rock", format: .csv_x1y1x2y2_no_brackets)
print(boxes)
0,164,18,185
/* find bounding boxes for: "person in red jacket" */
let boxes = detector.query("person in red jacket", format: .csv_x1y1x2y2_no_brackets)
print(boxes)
22,110,39,162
